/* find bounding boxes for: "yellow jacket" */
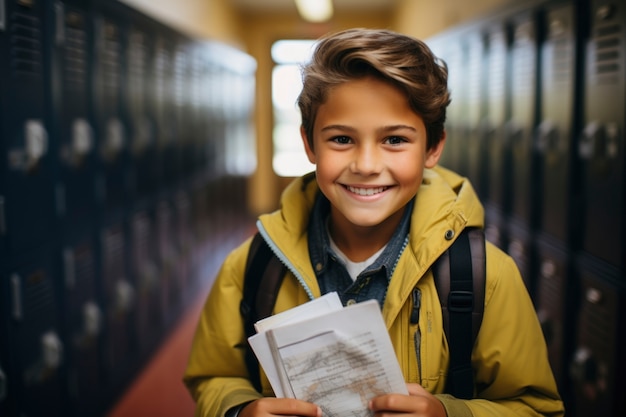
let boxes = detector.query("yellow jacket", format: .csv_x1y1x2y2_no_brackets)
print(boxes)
184,167,564,417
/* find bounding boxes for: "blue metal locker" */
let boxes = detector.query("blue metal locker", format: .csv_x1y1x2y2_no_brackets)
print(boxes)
152,32,177,191
578,0,625,268
537,2,579,243
99,221,137,396
6,251,65,417
570,255,625,417
508,11,541,227
130,209,162,356
91,0,129,213
0,0,55,257
124,9,157,200
47,3,106,412
463,31,489,204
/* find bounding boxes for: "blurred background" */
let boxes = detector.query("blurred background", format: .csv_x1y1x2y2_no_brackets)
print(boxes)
0,0,624,416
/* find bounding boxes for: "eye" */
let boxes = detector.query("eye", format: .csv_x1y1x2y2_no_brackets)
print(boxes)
385,136,407,145
331,136,352,145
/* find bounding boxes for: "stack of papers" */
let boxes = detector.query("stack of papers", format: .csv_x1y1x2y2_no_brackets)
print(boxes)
248,292,408,416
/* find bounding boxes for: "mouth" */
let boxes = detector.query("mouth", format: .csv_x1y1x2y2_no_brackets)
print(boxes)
345,185,389,196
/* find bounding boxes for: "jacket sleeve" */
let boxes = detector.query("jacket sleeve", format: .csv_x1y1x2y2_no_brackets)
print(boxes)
183,239,263,417
440,244,565,417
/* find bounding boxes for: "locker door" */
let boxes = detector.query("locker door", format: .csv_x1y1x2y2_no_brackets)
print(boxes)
482,24,510,250
508,12,540,227
578,0,625,268
62,241,104,415
175,190,193,304
484,22,510,215
131,210,162,356
534,237,572,394
92,4,129,213
436,37,467,174
153,33,176,191
156,199,178,326
537,3,578,243
0,0,54,256
125,14,157,200
100,222,137,391
570,256,625,417
7,253,65,417
464,32,488,202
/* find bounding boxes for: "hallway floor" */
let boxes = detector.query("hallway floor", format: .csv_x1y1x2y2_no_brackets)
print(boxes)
106,290,204,417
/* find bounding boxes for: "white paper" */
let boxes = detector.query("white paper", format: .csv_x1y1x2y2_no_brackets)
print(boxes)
249,297,408,415
248,292,343,395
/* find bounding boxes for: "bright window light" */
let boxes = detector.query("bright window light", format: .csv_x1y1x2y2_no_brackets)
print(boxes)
271,40,317,177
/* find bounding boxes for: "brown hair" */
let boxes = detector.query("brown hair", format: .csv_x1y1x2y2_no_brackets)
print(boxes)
297,28,450,151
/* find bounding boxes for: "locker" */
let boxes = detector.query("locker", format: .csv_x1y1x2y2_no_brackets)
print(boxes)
570,256,626,417
92,1,129,211
61,239,104,416
508,11,541,227
174,190,193,304
463,31,489,202
578,0,625,268
6,251,65,417
99,222,137,393
131,209,162,356
537,3,578,242
156,199,179,325
506,219,536,297
125,10,157,200
152,32,177,190
425,35,466,174
50,0,96,218
0,0,55,255
171,36,192,186
483,22,511,216
534,235,574,394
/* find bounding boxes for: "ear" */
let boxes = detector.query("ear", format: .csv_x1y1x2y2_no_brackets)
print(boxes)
424,131,446,168
301,125,316,164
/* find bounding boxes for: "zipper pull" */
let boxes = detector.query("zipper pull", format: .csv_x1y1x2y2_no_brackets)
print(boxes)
411,287,421,324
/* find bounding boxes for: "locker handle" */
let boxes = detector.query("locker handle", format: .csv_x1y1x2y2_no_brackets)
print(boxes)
536,120,559,154
579,122,620,160
0,365,5,402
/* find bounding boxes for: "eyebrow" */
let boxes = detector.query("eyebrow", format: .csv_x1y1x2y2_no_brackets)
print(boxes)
320,124,418,133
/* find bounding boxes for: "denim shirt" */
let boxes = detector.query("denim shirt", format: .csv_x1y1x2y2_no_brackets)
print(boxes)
307,192,413,308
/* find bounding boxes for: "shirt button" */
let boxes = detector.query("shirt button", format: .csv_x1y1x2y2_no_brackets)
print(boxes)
346,299,357,306
315,263,323,272
444,229,455,240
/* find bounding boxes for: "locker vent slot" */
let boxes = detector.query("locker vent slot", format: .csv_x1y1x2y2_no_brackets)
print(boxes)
64,12,87,90
594,22,621,84
10,8,42,77
552,37,573,85
101,21,121,103
102,227,125,299
22,270,54,321
128,30,147,115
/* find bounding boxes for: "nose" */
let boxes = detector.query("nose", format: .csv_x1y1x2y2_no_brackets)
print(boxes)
350,143,382,175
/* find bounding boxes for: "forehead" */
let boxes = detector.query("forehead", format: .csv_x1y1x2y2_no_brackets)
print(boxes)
314,77,423,130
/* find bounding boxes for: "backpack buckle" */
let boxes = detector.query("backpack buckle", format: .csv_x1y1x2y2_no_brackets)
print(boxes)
449,290,473,313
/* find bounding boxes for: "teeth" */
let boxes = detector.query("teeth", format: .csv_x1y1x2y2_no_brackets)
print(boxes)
347,186,386,196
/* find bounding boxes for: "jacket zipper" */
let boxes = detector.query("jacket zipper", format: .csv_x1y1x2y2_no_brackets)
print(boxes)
256,221,316,301
411,287,422,382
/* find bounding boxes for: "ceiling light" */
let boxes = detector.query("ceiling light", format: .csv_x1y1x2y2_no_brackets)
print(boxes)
294,0,333,23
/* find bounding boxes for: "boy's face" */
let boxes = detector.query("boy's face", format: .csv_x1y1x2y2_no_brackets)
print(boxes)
301,76,445,232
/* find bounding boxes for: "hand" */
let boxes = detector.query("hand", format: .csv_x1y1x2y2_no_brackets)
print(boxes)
239,398,322,417
368,383,447,417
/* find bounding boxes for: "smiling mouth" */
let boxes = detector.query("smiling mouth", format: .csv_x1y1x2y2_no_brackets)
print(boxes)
345,185,389,196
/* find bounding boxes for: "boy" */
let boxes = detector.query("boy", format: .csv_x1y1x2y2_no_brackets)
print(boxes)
184,28,564,417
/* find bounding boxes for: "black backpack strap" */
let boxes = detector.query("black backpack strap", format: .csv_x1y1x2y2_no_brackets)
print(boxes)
434,227,486,399
240,232,287,392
